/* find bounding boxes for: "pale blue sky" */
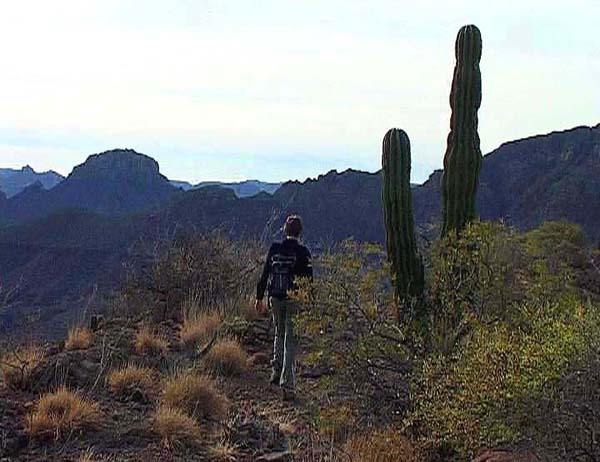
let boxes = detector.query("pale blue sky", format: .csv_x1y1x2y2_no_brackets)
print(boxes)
0,0,598,184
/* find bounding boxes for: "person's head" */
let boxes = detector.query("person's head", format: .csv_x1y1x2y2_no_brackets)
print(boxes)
283,215,303,238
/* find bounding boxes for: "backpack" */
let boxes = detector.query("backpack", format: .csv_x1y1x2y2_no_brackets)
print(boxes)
268,253,297,298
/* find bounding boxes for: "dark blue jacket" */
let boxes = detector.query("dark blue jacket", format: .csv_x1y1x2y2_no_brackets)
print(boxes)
256,238,312,299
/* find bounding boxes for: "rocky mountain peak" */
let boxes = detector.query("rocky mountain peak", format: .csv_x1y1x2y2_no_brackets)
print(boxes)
68,149,163,183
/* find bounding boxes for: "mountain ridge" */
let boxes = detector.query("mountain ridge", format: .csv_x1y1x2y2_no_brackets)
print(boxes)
1,149,179,223
0,165,64,198
171,179,282,198
1,123,599,335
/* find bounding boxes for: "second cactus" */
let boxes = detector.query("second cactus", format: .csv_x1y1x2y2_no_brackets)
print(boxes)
441,24,483,236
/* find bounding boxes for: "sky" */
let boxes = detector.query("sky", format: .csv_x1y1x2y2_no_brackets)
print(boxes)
0,0,598,184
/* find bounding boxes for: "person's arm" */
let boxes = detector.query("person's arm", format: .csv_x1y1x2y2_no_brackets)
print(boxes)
305,248,313,280
297,246,313,280
256,244,275,301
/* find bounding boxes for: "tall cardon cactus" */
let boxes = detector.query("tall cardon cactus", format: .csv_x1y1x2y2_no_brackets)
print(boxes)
382,128,424,306
441,24,483,236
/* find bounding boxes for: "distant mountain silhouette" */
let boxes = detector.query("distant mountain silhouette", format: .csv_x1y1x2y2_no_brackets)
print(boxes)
171,179,282,197
1,124,599,335
2,149,178,223
0,165,63,197
170,180,194,190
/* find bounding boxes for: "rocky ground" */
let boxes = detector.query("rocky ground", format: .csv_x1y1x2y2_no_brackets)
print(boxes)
0,313,550,462
0,315,331,462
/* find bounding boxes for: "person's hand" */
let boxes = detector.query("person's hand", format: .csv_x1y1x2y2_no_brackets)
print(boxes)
254,298,266,315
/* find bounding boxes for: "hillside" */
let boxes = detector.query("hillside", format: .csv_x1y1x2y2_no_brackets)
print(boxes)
1,124,599,337
2,225,597,462
0,314,327,461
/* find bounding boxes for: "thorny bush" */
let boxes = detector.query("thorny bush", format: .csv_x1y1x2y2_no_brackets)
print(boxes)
116,231,262,322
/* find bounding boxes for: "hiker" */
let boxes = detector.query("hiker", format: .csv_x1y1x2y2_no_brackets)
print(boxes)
255,215,313,401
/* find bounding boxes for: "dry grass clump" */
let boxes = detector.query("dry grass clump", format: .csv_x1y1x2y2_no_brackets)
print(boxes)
162,372,230,421
0,345,44,391
27,387,101,439
153,406,202,445
204,338,248,377
316,404,355,443
65,326,93,350
209,441,239,461
343,430,422,462
78,448,111,462
240,300,260,321
107,364,157,399
180,311,222,347
134,327,169,356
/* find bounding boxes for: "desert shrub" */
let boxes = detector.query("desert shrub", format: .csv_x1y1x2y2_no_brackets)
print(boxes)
120,231,261,321
424,221,587,356
78,448,110,462
294,240,409,415
0,344,44,390
405,221,600,458
153,406,201,445
65,326,93,350
162,372,229,421
314,404,356,443
204,338,248,377
522,221,593,299
134,327,169,356
343,429,423,462
520,351,600,462
298,221,599,459
107,364,157,399
180,311,222,348
408,293,600,458
209,441,240,461
239,298,260,321
28,387,101,439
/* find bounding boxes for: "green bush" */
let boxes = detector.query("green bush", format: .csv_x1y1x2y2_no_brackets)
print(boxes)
293,240,411,414
294,221,599,459
407,221,600,459
409,294,599,458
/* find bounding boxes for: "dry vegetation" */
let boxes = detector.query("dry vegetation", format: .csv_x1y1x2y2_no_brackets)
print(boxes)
239,300,260,321
204,338,248,377
180,311,222,347
107,364,157,399
64,326,93,351
78,448,109,462
162,371,230,421
342,430,423,462
6,228,594,461
153,406,202,446
134,326,169,356
27,387,101,439
209,441,240,461
0,344,44,391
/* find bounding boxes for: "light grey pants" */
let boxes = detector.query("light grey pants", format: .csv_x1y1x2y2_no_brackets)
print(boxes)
269,296,297,391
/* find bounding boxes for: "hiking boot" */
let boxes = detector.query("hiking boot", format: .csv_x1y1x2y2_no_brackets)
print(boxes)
269,370,281,385
282,388,296,402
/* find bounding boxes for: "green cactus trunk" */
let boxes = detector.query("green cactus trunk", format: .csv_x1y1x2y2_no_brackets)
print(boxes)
382,128,424,308
441,24,483,237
